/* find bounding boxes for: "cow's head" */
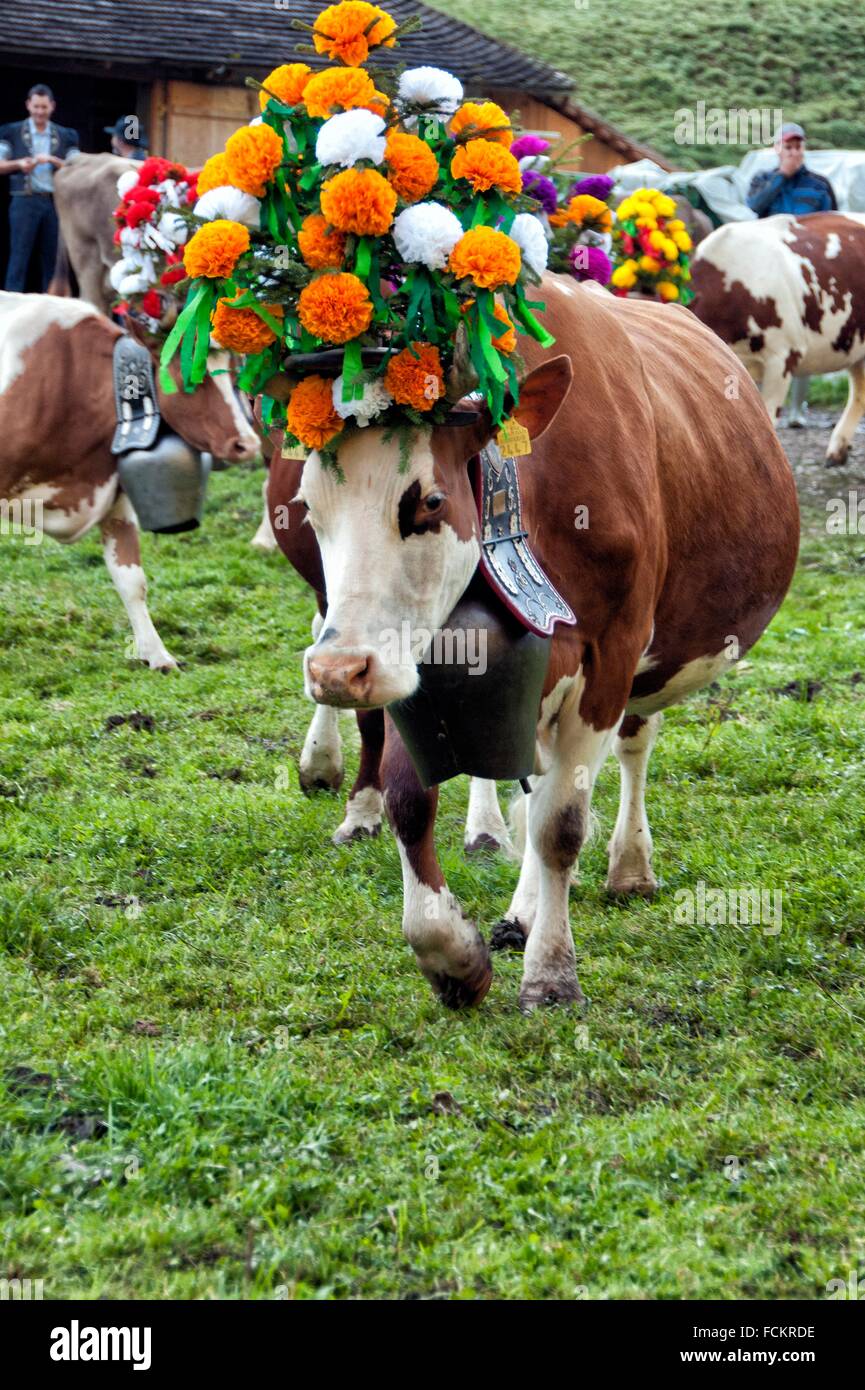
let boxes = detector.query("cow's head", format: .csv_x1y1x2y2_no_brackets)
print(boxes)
303,356,572,708
127,315,260,461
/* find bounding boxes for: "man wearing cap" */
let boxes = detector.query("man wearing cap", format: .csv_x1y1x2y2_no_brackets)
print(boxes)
747,123,836,218
105,115,149,161
0,84,80,291
747,124,837,426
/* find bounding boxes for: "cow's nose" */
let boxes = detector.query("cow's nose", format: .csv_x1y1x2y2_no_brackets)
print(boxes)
226,436,260,461
308,652,374,706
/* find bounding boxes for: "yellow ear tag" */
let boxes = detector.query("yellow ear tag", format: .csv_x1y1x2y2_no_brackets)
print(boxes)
496,418,532,457
281,437,308,460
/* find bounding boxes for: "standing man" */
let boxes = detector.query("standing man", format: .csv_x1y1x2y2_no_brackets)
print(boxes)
0,85,80,292
747,123,838,425
104,115,149,161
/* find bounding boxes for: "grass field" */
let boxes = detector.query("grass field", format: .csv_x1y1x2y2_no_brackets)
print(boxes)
1,446,864,1300
435,0,865,169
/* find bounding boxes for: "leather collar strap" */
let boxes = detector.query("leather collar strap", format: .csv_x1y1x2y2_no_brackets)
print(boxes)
472,441,577,637
110,335,160,456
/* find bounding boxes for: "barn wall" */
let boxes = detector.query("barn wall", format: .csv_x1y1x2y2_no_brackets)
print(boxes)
150,80,258,167
494,92,628,174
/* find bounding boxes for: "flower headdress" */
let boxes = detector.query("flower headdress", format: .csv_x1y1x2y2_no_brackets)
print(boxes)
609,187,694,303
110,158,200,328
160,2,555,457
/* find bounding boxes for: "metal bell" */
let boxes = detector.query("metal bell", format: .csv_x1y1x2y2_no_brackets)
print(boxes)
387,574,551,789
117,433,211,534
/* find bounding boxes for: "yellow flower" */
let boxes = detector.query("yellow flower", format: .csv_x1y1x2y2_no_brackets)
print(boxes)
652,193,677,218
658,281,680,301
660,237,679,261
638,254,661,274
616,197,635,221
648,229,667,252
611,260,638,290
672,229,693,252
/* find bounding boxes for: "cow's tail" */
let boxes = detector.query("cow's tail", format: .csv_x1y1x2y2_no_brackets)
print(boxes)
47,234,72,298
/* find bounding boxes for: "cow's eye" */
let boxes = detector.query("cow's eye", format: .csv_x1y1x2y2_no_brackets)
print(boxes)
424,492,446,512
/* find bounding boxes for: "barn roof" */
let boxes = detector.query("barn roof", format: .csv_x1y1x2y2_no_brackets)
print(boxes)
2,0,574,96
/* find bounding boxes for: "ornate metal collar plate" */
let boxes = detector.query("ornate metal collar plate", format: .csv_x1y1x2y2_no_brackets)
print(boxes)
110,335,160,456
472,441,577,638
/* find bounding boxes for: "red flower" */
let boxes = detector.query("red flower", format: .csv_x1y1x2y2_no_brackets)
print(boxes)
123,201,156,228
140,289,162,318
160,264,186,286
137,156,186,187
622,233,635,255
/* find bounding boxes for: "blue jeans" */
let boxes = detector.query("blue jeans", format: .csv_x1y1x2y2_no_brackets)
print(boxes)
5,194,59,292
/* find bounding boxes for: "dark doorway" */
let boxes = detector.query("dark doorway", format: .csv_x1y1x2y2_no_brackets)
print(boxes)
0,65,145,288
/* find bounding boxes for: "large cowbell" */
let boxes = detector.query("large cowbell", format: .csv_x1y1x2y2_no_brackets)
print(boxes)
111,332,211,534
387,574,551,789
117,438,211,534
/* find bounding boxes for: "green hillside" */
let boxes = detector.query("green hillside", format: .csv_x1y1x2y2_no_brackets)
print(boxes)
433,0,865,169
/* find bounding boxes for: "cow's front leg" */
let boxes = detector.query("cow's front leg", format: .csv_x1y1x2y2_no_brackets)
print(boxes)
759,356,791,425
519,675,619,1011
100,493,177,672
383,716,492,1009
250,475,278,550
606,712,662,896
332,709,384,844
300,613,344,790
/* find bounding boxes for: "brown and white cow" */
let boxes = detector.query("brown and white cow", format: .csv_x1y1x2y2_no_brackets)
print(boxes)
266,449,511,853
690,212,865,464
270,274,800,1012
0,292,259,669
52,154,138,313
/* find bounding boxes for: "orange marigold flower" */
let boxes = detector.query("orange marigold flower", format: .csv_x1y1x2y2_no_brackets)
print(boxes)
385,131,439,204
319,167,397,236
183,219,251,279
298,272,373,343
450,101,512,146
448,225,521,289
297,213,346,269
384,343,444,412
210,297,283,354
196,153,232,195
224,124,283,198
287,375,344,450
566,194,613,233
259,63,312,110
491,304,516,353
450,139,521,195
313,2,397,67
303,66,377,119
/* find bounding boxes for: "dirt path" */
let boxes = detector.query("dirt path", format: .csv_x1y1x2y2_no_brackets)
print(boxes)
779,407,865,531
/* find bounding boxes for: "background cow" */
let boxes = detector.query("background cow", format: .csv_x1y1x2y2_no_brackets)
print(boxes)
690,211,865,464
51,153,137,313
273,276,799,1012
0,292,259,669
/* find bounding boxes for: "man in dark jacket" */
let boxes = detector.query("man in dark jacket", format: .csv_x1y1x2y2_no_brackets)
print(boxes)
0,84,80,291
104,115,149,161
747,124,837,425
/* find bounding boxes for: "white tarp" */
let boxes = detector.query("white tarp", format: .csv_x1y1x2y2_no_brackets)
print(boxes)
609,150,865,224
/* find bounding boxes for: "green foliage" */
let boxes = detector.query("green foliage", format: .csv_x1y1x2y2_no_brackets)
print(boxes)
434,0,865,170
1,465,864,1298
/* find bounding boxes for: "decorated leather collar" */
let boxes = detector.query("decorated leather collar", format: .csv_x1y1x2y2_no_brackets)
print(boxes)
110,335,161,456
471,441,577,638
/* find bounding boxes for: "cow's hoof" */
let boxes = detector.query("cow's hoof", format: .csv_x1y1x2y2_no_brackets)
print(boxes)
332,820,381,845
148,656,179,673
464,831,504,856
299,767,344,794
825,449,849,469
787,416,806,430
490,918,528,952
519,976,585,1013
430,954,493,1010
605,872,658,899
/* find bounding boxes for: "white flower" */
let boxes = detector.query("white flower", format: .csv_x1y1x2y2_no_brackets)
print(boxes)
109,256,140,291
332,373,393,427
249,114,263,127
509,212,549,276
116,169,140,198
316,110,386,169
393,202,464,271
119,225,142,252
396,66,463,127
194,185,261,228
517,154,551,174
155,211,189,245
117,270,154,296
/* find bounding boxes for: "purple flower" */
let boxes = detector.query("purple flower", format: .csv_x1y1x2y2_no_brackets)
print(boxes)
569,174,615,202
521,171,558,215
570,243,612,285
510,135,551,160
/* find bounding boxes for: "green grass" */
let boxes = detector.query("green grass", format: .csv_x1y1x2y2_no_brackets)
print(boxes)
433,0,865,169
1,461,864,1299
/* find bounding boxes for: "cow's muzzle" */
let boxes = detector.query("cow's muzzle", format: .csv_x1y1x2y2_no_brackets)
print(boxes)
305,648,417,708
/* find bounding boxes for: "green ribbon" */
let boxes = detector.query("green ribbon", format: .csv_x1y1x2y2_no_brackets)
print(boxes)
512,293,556,348
341,339,364,402
159,281,211,393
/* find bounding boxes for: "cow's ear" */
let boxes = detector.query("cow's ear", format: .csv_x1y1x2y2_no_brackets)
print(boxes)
511,356,573,441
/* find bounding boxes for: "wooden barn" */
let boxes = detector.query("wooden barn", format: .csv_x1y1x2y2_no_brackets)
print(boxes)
1,0,672,277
